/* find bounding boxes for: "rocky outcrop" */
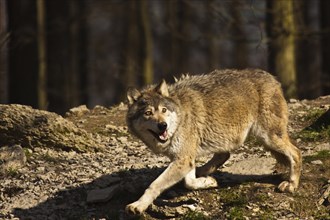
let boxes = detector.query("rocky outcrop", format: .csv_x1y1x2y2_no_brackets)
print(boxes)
0,104,106,152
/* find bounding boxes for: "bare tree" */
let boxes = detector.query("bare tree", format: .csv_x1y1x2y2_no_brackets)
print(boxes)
46,0,85,114
231,0,248,69
7,0,39,107
320,0,330,94
267,0,297,98
0,0,9,103
295,0,321,99
123,1,141,89
140,0,154,85
206,0,220,70
36,0,48,110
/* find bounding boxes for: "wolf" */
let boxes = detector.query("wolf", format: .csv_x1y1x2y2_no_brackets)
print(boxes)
125,69,302,215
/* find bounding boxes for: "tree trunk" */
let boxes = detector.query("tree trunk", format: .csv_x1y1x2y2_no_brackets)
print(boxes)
231,0,248,69
295,0,321,99
123,1,143,90
46,0,84,114
267,0,297,98
7,0,39,108
36,0,48,110
140,0,154,85
0,0,9,103
168,0,189,74
320,0,330,95
206,0,220,70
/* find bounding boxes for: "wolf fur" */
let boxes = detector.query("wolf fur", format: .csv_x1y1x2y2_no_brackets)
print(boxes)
126,69,302,215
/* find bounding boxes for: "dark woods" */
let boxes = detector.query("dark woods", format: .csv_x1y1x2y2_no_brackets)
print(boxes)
0,0,330,114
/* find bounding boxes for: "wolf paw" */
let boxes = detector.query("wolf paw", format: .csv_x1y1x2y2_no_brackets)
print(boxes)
278,181,296,193
185,176,218,190
205,176,218,188
125,201,148,215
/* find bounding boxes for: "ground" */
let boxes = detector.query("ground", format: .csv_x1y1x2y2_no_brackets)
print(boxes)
0,96,330,220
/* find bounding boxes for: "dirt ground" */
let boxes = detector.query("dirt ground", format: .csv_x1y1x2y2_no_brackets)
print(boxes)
1,96,330,220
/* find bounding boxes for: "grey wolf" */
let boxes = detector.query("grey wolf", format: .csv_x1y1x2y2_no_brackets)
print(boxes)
125,69,302,215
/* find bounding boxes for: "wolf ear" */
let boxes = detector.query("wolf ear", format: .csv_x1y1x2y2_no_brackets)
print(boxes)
155,79,169,97
127,87,141,105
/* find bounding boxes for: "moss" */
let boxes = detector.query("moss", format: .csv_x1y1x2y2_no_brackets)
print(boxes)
43,153,57,162
220,190,248,207
258,210,276,220
304,150,330,163
227,207,244,220
296,108,330,142
23,147,33,161
296,125,330,142
314,211,330,220
180,211,210,220
290,193,330,219
304,108,327,122
216,186,278,219
297,129,322,142
6,167,20,177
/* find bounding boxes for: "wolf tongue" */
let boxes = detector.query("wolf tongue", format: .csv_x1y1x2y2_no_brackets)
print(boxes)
159,130,168,140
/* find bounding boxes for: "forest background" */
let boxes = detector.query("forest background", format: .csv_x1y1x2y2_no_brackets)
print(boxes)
0,0,330,114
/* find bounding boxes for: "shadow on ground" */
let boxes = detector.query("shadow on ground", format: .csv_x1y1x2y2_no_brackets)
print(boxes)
12,167,283,220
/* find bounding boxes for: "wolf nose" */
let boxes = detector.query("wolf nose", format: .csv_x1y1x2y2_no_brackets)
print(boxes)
158,122,167,131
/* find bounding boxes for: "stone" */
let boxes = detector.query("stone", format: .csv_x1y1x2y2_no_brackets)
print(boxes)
0,104,105,152
66,105,90,117
311,160,323,165
182,204,197,211
93,176,121,188
86,184,121,203
118,136,128,144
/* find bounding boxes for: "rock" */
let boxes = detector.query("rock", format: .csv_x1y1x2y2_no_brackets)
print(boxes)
105,124,117,131
36,166,45,172
118,136,128,144
0,104,105,152
86,184,121,203
0,145,26,174
306,109,330,130
66,105,90,117
175,206,186,215
318,184,330,205
93,176,121,188
311,160,323,165
182,204,197,211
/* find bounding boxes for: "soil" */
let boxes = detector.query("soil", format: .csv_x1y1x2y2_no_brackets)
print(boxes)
0,97,330,220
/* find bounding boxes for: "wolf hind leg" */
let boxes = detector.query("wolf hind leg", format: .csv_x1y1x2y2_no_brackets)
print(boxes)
184,167,218,190
196,152,230,177
261,132,302,193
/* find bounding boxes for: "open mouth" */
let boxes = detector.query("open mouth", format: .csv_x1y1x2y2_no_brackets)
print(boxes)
148,129,168,143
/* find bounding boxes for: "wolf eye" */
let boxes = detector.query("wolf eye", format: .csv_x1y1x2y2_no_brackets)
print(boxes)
144,110,152,116
162,108,167,113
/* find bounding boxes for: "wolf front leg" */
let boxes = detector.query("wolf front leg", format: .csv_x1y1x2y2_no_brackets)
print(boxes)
125,157,193,215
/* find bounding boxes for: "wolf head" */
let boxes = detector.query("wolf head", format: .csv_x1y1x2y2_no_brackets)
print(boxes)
126,80,179,153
